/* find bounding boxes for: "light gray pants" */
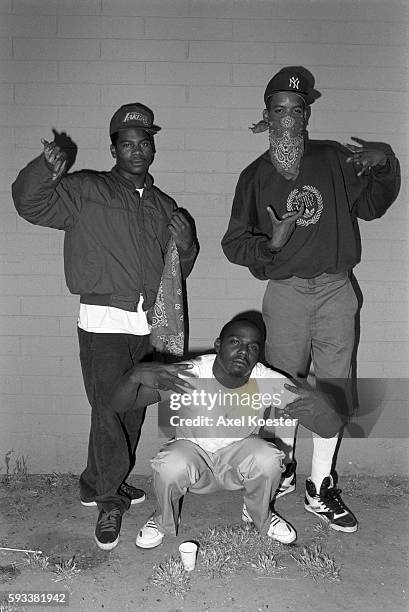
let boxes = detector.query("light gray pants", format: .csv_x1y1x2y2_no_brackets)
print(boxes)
151,437,285,536
262,272,357,380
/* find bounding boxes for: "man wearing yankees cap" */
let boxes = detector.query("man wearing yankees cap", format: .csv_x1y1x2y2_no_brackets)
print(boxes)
222,66,400,533
12,102,198,550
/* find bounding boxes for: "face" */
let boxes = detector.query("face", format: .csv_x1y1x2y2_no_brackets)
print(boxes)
214,321,262,380
110,127,154,179
263,91,308,133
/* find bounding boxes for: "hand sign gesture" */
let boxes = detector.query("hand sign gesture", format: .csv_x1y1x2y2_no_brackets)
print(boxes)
41,138,67,181
344,136,387,177
266,202,305,251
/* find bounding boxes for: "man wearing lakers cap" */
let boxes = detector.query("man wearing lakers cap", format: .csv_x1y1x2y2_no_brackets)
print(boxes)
12,102,198,550
222,66,400,533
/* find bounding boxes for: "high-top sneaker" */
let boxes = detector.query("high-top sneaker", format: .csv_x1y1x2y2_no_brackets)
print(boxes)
304,475,358,533
275,460,297,498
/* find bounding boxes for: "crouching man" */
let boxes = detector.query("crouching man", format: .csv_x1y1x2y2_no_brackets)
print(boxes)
135,318,299,548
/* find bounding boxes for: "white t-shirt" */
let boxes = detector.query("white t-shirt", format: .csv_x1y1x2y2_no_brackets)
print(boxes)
173,354,292,453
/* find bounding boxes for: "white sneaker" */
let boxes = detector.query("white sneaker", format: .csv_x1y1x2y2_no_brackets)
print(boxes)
135,518,165,549
242,504,296,545
267,512,297,544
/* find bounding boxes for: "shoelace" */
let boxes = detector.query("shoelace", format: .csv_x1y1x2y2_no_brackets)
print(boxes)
98,510,121,534
322,487,348,514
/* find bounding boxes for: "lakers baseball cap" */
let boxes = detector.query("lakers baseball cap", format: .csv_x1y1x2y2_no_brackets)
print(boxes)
109,103,161,136
264,66,321,106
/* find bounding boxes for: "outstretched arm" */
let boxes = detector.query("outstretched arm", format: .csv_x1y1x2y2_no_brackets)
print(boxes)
12,138,81,229
110,362,195,413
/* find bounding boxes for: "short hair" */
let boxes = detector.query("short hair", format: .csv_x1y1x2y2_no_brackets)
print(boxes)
218,317,265,342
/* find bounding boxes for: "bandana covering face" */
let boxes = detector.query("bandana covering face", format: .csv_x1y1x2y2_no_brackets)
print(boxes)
268,113,306,178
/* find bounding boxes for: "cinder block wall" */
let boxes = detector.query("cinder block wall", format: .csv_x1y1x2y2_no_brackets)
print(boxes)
1,0,408,476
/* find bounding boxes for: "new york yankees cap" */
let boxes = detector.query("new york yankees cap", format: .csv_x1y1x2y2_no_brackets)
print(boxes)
264,66,321,106
109,102,161,136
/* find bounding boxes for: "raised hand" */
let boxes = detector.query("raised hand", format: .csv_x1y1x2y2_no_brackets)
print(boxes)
41,138,67,181
344,136,387,177
266,202,305,251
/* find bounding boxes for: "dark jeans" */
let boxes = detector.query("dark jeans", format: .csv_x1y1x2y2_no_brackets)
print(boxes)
77,328,152,513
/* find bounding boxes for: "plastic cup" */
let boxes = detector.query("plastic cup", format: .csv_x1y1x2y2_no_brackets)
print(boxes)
178,541,197,571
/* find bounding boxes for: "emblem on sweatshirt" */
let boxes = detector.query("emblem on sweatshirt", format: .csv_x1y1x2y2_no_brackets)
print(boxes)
287,185,323,226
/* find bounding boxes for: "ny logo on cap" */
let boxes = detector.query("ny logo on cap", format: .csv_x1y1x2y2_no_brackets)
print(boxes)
289,76,300,90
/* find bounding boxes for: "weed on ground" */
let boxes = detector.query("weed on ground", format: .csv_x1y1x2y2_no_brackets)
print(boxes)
292,543,341,582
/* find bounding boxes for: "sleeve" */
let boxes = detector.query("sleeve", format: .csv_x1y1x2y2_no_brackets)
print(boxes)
11,154,83,230
339,142,401,221
178,240,199,280
221,173,275,268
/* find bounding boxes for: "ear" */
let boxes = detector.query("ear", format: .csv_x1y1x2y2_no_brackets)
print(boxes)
263,108,269,122
110,144,117,159
214,338,221,354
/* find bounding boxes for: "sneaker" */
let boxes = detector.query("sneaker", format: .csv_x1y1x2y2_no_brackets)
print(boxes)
81,482,146,507
275,460,296,499
242,504,296,544
304,476,358,533
135,518,165,549
94,508,122,551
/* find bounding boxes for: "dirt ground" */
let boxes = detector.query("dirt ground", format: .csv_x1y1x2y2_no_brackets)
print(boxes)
1,472,408,612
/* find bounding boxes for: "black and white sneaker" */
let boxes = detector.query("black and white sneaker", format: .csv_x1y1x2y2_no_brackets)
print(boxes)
304,475,358,533
81,482,146,507
94,508,122,550
275,460,297,499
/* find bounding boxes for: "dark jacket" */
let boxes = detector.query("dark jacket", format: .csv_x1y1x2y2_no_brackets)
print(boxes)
222,140,400,280
12,155,198,311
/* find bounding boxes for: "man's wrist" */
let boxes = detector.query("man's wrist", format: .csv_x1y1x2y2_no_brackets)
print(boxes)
267,239,282,253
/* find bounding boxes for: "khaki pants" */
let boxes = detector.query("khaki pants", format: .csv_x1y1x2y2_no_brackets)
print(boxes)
151,437,285,536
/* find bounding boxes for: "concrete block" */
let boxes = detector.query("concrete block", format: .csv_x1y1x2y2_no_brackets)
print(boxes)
361,45,409,68
0,15,57,36
176,194,226,217
320,20,409,45
101,39,186,61
101,84,186,107
0,315,60,335
13,0,101,14
154,150,227,173
275,42,360,66
0,296,20,315
21,335,78,357
101,0,190,17
58,15,144,37
21,296,78,317
15,83,101,106
0,38,12,58
185,129,260,152
233,18,320,42
185,172,236,195
189,84,259,108
0,104,59,126
21,374,83,396
13,37,100,60
0,60,58,83
0,233,61,255
145,17,233,40
59,61,145,84
187,278,226,298
189,40,274,63
189,0,279,19
147,61,230,85
0,83,13,103
0,275,61,296
0,213,16,233
0,336,20,355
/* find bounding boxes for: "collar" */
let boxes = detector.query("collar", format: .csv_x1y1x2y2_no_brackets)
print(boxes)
110,166,154,192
